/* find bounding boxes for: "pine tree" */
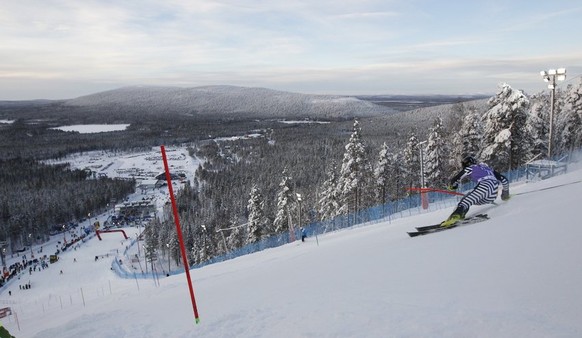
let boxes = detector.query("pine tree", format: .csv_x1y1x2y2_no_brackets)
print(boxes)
317,161,340,221
153,217,171,263
558,105,582,154
525,93,550,157
446,102,468,133
450,105,483,164
403,132,420,192
247,184,266,243
557,80,582,154
564,79,582,115
190,224,212,264
389,150,406,201
480,83,530,170
144,223,159,271
424,117,449,188
184,222,198,265
168,230,181,266
273,169,296,234
198,225,212,263
373,142,392,205
226,216,246,251
336,120,370,219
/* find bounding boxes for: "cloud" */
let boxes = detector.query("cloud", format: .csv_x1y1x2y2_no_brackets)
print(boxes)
1,1,581,99
332,10,400,20
497,6,582,33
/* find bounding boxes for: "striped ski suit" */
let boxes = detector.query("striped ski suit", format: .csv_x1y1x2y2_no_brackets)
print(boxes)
451,163,509,210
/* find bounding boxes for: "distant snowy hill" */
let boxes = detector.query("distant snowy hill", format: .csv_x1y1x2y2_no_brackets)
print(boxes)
362,97,489,138
63,85,394,120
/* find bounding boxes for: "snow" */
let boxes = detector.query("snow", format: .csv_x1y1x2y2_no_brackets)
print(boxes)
278,120,331,125
47,146,199,182
495,128,511,143
51,124,131,134
2,156,582,337
212,134,262,142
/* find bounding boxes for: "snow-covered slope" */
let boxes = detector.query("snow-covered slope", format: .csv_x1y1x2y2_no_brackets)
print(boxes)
3,164,582,338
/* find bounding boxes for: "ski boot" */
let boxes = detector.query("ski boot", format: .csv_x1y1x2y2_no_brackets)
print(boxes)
440,205,468,228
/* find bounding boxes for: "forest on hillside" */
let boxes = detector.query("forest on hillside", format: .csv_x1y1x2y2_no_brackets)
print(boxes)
0,158,135,252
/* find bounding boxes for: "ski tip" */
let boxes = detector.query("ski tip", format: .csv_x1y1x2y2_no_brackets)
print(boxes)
195,317,201,324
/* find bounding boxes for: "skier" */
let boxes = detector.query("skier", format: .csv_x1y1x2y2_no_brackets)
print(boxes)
441,155,510,227
301,227,307,242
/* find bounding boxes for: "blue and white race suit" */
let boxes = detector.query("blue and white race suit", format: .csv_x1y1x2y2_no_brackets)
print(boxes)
450,163,509,210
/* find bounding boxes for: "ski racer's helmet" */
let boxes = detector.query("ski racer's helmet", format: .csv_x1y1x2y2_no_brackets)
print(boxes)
461,155,477,168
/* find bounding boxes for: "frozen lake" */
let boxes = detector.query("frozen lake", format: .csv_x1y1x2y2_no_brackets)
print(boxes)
51,124,130,133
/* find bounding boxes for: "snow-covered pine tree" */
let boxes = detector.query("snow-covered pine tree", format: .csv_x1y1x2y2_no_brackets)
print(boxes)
557,79,582,154
525,92,550,157
143,223,159,270
389,150,406,201
446,102,467,134
203,225,215,263
402,132,420,192
317,161,340,221
450,105,483,165
273,169,296,234
373,142,392,205
246,184,266,243
191,224,212,264
558,107,582,154
564,78,582,122
168,230,181,266
226,216,246,251
480,83,530,170
152,217,171,264
424,117,449,188
182,222,195,257
336,119,370,219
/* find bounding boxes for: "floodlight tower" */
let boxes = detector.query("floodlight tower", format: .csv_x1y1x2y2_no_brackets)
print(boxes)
540,68,567,159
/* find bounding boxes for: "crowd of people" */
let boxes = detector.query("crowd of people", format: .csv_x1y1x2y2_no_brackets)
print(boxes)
0,230,90,292
0,254,48,290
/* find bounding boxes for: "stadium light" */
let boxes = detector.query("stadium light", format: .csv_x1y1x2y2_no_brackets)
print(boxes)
540,67,567,159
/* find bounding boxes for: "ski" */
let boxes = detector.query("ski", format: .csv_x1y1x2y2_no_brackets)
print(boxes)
415,214,488,231
408,214,489,237
415,223,444,232
408,225,454,237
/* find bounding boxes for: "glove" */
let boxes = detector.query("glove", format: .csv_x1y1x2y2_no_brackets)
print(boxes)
501,190,510,201
447,183,458,191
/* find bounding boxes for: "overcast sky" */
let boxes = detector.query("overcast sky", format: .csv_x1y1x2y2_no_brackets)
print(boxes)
1,0,582,100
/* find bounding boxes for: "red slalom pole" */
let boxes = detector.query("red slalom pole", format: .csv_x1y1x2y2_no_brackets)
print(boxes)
160,145,201,324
